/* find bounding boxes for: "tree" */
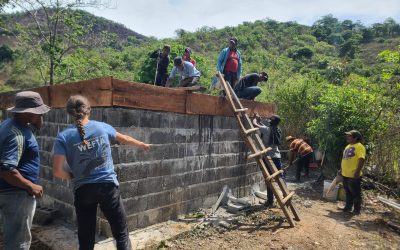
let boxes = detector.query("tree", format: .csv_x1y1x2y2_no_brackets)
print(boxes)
307,83,386,171
5,0,111,85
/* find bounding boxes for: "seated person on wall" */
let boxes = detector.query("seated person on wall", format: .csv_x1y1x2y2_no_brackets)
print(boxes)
234,72,268,100
182,47,196,67
166,57,201,87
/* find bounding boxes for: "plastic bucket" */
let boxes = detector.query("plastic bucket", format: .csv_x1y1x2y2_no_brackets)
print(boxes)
323,180,338,201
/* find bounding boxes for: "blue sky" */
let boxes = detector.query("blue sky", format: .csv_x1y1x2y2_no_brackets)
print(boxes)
86,0,400,38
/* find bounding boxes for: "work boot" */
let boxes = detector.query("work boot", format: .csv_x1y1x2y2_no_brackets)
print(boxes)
264,200,274,207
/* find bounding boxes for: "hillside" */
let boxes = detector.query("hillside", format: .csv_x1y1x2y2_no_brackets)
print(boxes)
0,13,399,89
0,9,148,48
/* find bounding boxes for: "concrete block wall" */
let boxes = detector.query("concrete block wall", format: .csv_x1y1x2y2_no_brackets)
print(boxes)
38,107,264,236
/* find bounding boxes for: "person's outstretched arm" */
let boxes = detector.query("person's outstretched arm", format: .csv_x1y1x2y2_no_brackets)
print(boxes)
116,132,151,150
52,155,73,180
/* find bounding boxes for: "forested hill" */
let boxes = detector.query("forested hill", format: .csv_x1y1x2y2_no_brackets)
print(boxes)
0,9,148,47
0,12,399,91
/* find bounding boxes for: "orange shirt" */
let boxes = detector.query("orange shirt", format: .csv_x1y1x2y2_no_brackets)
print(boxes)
289,139,313,157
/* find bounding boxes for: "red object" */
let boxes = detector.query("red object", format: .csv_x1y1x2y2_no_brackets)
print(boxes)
224,50,239,72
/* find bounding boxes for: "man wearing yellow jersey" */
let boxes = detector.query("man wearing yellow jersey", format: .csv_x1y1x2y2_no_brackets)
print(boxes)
340,130,365,214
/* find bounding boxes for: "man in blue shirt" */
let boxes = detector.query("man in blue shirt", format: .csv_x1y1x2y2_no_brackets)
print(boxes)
166,56,201,87
0,91,50,250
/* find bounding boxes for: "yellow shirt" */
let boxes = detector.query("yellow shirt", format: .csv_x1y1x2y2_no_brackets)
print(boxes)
341,143,366,178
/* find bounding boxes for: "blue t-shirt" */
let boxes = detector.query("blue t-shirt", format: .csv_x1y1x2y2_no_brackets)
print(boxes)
53,120,118,191
0,118,40,192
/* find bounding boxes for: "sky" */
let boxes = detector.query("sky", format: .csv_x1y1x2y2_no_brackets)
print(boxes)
86,0,400,39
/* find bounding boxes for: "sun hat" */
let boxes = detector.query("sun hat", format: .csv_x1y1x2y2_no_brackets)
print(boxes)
7,91,50,114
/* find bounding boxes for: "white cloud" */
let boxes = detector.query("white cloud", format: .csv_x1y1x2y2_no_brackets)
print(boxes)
85,0,400,38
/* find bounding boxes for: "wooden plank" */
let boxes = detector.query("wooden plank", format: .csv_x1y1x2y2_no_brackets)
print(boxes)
112,79,187,114
0,86,49,110
241,99,276,118
186,92,233,116
49,77,113,108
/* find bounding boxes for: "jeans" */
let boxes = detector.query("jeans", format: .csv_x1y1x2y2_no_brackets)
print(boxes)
236,86,262,100
0,190,36,250
296,153,313,181
223,70,238,88
343,177,362,212
155,73,168,87
74,183,131,250
266,158,283,204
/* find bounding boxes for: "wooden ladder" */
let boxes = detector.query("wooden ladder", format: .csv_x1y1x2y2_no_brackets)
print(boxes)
218,72,300,227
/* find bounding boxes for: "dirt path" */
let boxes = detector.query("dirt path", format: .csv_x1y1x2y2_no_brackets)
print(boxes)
168,180,400,250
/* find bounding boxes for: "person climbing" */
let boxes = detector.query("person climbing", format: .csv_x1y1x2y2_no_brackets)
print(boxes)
253,114,283,207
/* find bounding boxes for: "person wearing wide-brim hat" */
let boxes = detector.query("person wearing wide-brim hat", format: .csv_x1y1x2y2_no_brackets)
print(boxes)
0,91,50,250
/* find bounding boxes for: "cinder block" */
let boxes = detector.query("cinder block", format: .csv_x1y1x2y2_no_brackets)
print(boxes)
123,196,148,214
146,191,172,210
33,206,58,225
162,174,184,190
126,214,138,231
137,208,163,228
119,181,139,198
116,163,148,182
97,217,113,237
137,177,164,196
161,204,178,221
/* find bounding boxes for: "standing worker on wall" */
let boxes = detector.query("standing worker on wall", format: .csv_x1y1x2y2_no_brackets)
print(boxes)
216,37,242,89
340,130,365,215
151,45,171,87
0,91,50,250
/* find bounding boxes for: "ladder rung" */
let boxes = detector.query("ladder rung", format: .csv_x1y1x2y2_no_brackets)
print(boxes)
244,127,259,135
266,170,284,182
247,147,271,160
234,108,248,113
282,191,295,205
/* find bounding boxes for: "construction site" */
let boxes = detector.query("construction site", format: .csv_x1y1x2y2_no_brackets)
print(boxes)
0,75,399,249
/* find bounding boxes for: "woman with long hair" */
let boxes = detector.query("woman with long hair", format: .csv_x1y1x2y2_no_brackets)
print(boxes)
52,95,151,250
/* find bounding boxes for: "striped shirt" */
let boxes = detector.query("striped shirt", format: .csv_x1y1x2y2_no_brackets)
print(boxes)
289,139,313,157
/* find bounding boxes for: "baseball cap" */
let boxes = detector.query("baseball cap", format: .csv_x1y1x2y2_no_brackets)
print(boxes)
184,47,192,54
345,130,362,140
286,136,295,142
174,56,183,66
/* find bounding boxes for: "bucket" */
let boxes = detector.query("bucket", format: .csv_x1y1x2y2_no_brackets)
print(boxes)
323,180,338,201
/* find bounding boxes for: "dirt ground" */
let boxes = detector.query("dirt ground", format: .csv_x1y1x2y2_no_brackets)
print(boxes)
1,172,399,250
165,177,400,250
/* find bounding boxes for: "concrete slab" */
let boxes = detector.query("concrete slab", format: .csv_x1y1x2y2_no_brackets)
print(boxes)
32,220,193,250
